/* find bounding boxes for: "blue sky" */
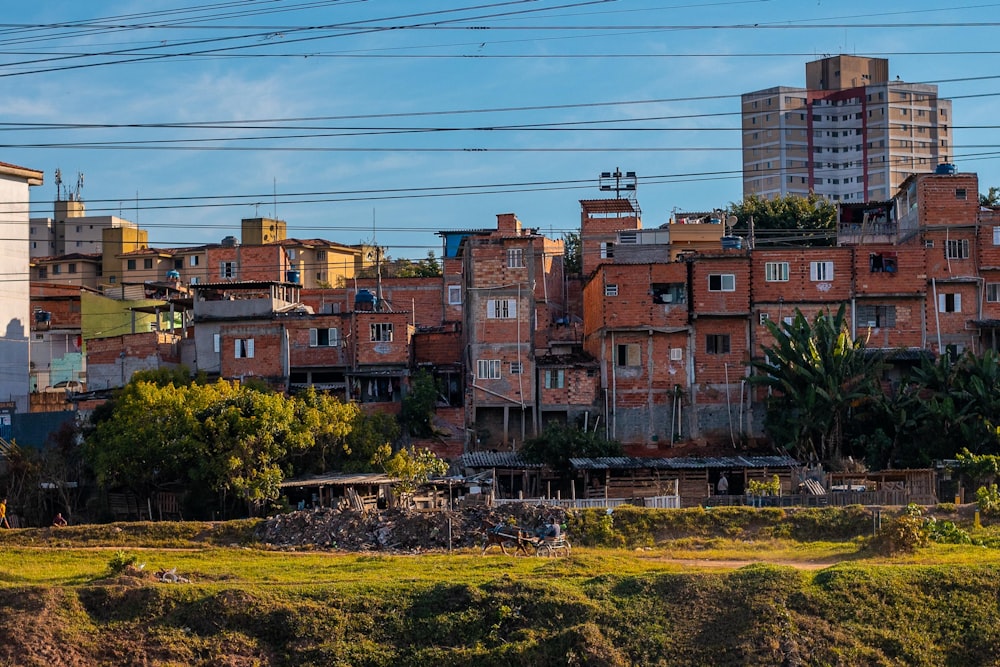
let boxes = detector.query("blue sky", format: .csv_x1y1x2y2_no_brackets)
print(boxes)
2,0,999,259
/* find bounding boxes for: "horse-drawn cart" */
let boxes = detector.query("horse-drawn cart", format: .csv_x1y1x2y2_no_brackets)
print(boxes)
480,519,571,557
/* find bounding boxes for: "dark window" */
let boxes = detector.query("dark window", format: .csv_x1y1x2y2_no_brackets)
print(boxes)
706,334,731,354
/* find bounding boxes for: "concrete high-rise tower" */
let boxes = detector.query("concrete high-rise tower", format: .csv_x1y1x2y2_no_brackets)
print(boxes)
742,55,952,203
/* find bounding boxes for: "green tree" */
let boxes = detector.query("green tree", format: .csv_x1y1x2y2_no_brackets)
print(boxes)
373,445,448,496
341,411,401,472
291,387,359,474
896,351,1000,465
726,193,837,246
749,305,883,464
400,369,439,437
521,421,623,473
84,378,359,517
981,186,1000,208
563,231,582,275
194,384,313,515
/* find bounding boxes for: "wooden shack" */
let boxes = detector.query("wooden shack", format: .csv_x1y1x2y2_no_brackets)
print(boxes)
570,455,800,508
826,469,938,505
280,472,397,511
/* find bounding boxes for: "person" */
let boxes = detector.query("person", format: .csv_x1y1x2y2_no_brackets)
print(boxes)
52,512,68,527
717,473,729,495
0,497,9,529
546,517,561,539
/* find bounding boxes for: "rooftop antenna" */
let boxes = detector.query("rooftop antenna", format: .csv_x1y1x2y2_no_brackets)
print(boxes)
599,168,637,200
54,168,62,201
75,172,84,201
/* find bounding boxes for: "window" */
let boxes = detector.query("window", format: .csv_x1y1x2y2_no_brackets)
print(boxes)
477,359,501,380
447,285,462,305
605,284,618,297
487,298,517,319
706,334,731,354
939,293,961,313
507,248,524,268
869,253,897,273
38,267,47,279
220,261,237,279
143,258,153,270
190,255,200,267
174,259,183,270
856,305,897,328
708,274,735,292
616,343,640,367
52,265,61,275
956,188,967,200
946,239,970,260
765,262,789,282
309,327,340,347
127,259,136,271
544,369,565,389
213,333,220,352
316,250,327,260
987,283,1000,303
509,362,523,375
651,283,686,305
599,242,614,260
68,263,77,274
994,227,1000,246
810,261,834,281
234,338,254,358
370,322,393,342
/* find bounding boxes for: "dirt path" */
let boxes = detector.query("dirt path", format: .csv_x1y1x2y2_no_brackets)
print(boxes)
650,557,838,570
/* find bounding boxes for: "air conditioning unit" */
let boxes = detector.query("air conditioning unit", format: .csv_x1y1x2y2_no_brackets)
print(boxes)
759,312,770,325
670,348,683,361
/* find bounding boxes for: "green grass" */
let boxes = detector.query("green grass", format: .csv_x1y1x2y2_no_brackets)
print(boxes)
5,513,1000,665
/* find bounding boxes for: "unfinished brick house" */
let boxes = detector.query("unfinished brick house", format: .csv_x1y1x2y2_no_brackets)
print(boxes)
462,213,569,447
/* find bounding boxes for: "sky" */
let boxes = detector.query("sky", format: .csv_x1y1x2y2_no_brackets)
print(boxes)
2,0,1000,260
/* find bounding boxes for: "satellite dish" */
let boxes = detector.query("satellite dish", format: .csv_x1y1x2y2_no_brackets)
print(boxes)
726,215,738,231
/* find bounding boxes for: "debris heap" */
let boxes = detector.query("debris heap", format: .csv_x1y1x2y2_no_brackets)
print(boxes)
255,504,568,553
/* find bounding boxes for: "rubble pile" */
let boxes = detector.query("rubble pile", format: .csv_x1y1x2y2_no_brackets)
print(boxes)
255,504,568,553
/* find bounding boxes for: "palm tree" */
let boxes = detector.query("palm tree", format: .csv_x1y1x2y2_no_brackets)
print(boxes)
749,305,883,464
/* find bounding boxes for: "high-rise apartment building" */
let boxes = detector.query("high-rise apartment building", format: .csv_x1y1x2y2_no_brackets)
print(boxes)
742,55,952,203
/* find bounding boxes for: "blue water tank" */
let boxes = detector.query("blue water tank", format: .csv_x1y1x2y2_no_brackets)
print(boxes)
286,269,300,284
355,289,375,310
166,269,181,280
721,236,743,250
935,163,957,175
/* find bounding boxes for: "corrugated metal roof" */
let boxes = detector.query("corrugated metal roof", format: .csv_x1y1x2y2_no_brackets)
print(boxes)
568,455,799,470
280,472,396,488
456,453,798,470
456,451,544,468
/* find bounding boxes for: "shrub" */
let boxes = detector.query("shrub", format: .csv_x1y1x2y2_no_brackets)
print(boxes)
107,550,139,574
868,505,929,555
976,484,1000,516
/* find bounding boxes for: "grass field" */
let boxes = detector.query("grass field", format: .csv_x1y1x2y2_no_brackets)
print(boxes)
2,508,1000,666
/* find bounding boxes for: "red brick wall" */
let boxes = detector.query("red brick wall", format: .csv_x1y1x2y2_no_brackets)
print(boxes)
750,247,853,305
413,328,462,365
538,366,600,407
353,311,411,365
286,316,349,367
690,254,751,314
219,322,284,379
580,213,640,277
207,245,288,282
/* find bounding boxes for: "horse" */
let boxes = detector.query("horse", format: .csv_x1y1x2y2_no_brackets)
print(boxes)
480,518,533,556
